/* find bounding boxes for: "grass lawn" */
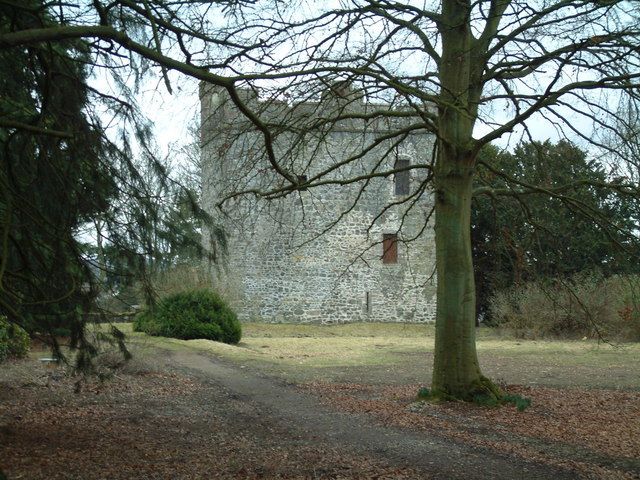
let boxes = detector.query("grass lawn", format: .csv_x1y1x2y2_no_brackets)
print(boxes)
117,322,640,390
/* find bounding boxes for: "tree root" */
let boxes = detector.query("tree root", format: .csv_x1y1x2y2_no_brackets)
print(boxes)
420,376,505,405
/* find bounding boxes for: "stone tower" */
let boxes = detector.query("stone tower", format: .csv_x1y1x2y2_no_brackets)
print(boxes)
200,83,437,323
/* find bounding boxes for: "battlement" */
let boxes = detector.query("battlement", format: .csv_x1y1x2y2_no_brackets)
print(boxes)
200,82,432,146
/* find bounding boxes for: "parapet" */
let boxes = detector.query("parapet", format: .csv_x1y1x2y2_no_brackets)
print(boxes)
199,81,432,143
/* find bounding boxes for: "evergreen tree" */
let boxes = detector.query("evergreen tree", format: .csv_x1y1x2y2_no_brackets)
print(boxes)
0,2,218,367
472,141,640,321
0,3,117,360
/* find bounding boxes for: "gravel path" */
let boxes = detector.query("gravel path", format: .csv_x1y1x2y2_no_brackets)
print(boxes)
170,349,578,480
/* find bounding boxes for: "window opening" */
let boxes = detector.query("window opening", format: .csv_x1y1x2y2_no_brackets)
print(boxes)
382,233,398,264
394,159,410,195
365,291,371,314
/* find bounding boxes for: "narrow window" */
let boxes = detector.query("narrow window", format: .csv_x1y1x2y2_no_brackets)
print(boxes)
394,159,410,195
382,233,398,264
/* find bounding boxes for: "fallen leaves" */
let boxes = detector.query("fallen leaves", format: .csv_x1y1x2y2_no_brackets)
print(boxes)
3,351,639,479
301,381,640,479
0,358,425,479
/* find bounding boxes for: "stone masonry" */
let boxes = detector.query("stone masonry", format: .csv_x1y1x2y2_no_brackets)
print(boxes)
200,83,437,323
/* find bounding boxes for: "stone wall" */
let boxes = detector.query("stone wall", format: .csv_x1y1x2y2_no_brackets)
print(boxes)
200,83,437,323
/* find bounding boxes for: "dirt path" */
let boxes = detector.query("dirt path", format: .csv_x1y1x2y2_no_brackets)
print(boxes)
168,348,577,480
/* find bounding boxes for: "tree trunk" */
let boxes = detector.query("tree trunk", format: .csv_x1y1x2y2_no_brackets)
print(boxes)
428,0,501,402
431,161,500,401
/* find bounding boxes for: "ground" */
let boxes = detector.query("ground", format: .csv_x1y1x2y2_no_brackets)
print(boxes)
0,323,639,479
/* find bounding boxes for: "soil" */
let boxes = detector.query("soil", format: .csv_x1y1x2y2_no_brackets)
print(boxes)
1,345,638,479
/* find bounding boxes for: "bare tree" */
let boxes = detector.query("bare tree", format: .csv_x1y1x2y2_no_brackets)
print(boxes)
2,0,639,400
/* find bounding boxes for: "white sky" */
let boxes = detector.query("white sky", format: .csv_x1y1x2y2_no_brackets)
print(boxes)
135,75,590,158
91,0,619,162
137,75,200,157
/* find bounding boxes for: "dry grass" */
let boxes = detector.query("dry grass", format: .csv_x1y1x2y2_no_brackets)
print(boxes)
115,322,640,389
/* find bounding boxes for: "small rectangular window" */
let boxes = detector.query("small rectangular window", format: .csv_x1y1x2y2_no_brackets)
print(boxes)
382,233,398,264
394,159,410,195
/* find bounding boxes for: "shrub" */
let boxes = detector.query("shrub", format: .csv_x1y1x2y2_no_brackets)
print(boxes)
133,290,241,344
0,316,30,361
472,393,500,408
489,273,640,341
503,393,532,412
132,308,159,335
417,387,431,400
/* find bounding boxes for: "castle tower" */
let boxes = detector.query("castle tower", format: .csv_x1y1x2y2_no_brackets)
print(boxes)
200,83,437,323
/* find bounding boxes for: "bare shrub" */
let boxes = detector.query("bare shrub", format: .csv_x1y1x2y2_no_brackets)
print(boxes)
490,273,640,341
98,264,238,313
151,264,240,306
607,275,640,342
152,264,211,298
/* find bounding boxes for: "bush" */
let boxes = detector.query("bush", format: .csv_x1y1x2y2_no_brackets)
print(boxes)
489,273,640,341
0,316,30,361
133,290,241,344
